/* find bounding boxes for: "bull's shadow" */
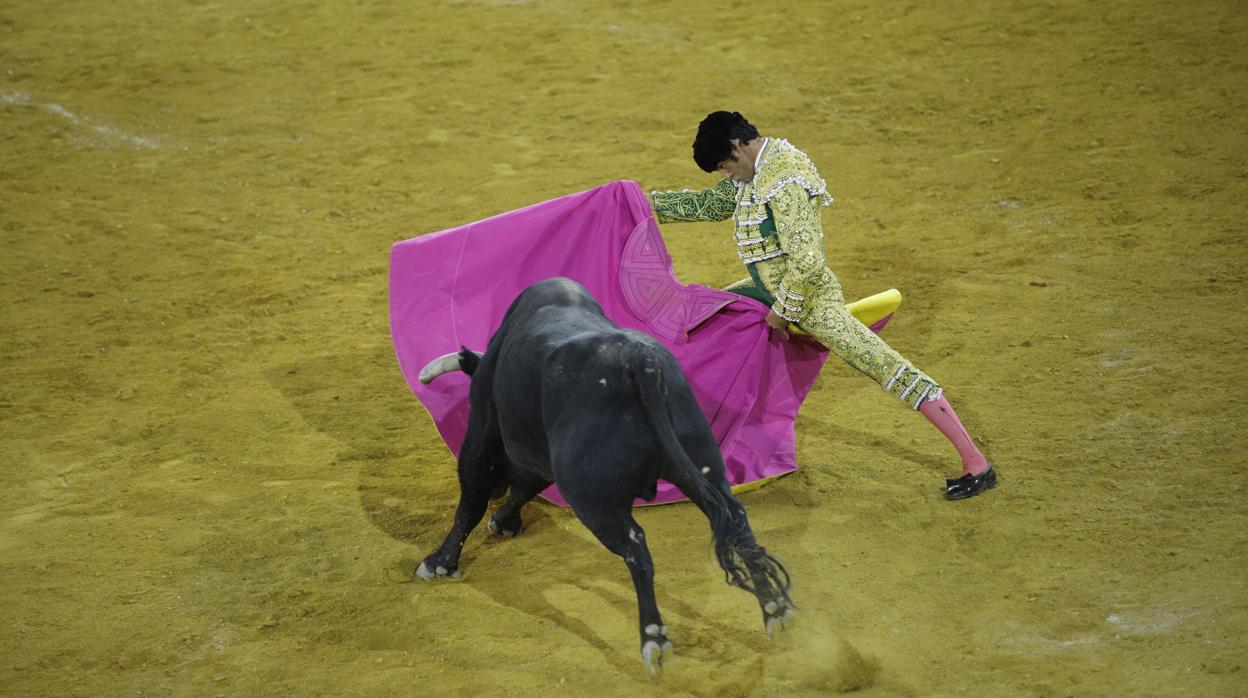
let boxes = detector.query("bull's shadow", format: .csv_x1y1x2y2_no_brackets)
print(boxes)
269,348,773,681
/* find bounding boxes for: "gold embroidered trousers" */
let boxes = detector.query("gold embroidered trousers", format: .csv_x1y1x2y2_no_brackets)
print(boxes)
726,259,943,409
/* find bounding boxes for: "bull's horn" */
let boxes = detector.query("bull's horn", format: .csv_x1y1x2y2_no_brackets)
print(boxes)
418,352,464,384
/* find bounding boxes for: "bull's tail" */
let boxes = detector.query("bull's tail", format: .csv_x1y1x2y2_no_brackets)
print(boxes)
418,346,483,384
631,347,793,607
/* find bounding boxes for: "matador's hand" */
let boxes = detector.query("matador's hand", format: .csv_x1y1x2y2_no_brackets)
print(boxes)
765,310,790,341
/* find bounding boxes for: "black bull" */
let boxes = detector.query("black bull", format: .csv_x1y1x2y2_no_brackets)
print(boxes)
416,277,794,677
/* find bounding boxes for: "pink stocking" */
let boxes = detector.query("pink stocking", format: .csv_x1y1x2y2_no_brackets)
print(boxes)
918,395,989,476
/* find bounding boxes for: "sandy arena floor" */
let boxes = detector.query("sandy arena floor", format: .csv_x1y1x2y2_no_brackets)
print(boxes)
2,1,1246,695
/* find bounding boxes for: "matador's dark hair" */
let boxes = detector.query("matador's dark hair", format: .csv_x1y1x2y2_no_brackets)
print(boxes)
693,111,760,173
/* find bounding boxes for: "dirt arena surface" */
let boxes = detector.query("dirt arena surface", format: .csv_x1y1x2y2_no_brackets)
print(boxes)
3,1,1246,695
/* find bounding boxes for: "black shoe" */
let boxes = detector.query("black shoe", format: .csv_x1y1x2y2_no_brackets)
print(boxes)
945,464,997,501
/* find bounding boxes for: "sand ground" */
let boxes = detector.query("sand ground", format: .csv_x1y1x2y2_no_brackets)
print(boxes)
2,1,1246,695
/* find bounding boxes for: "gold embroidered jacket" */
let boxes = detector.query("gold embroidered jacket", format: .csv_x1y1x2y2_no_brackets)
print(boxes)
651,138,834,323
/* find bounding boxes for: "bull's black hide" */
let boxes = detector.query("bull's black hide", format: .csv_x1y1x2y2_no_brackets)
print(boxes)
416,277,793,677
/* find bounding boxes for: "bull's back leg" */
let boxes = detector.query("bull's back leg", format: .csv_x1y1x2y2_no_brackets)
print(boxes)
716,485,796,638
488,469,551,538
416,417,502,581
560,485,671,679
670,433,796,638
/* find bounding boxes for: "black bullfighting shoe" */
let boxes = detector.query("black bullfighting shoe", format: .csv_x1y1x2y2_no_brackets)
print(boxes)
945,464,997,501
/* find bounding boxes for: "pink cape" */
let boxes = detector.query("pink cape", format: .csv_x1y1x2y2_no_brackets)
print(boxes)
389,180,829,505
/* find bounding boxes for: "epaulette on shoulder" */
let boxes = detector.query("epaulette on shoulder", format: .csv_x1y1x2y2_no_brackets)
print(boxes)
750,139,832,207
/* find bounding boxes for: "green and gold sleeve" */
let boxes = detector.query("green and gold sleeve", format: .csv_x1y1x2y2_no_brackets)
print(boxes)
650,178,737,223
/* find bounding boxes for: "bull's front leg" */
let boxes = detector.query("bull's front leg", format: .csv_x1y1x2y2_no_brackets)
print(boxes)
416,435,497,581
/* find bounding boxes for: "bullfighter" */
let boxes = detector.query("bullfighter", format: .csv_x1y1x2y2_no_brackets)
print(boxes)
650,111,997,500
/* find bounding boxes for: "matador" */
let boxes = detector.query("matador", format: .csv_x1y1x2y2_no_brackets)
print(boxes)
650,111,997,500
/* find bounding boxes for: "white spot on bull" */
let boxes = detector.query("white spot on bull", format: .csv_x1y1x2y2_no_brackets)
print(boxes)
629,528,643,543
701,467,710,475
599,378,608,387
645,623,662,637
644,368,656,373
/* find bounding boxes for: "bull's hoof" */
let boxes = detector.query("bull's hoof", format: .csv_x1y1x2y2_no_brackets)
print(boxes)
641,639,673,679
487,515,522,538
415,560,462,581
764,599,796,640
641,623,672,679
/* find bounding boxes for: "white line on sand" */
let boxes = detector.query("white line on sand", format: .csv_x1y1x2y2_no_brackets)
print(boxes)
2,90,160,150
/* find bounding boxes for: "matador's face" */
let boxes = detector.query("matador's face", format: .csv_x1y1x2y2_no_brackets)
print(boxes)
716,140,755,184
